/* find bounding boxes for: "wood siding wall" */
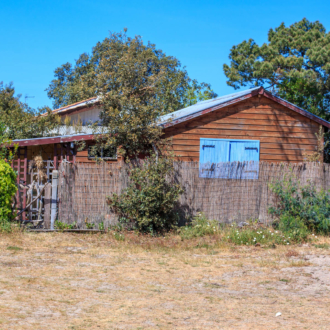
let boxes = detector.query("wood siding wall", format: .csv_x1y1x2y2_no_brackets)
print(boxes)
164,95,321,163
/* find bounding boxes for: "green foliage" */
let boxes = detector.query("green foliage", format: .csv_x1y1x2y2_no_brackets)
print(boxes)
0,122,17,162
47,30,216,158
178,213,219,239
98,222,105,231
107,155,183,233
223,18,330,119
0,160,17,232
7,246,23,251
225,224,301,245
54,221,77,230
0,82,60,139
111,231,125,241
47,29,216,111
182,81,217,108
85,221,94,229
269,174,330,234
313,243,330,249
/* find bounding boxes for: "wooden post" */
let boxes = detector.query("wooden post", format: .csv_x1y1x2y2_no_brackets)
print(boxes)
43,183,52,229
23,147,27,220
66,144,70,162
50,170,59,230
54,144,58,170
60,144,63,162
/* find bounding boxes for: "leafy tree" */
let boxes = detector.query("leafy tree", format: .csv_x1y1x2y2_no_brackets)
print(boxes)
46,29,217,111
68,30,214,158
223,18,330,119
0,82,60,140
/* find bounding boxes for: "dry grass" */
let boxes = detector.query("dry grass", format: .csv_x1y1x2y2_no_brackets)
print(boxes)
1,231,330,329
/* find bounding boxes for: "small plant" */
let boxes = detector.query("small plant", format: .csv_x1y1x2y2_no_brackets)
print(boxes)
269,173,330,235
178,213,219,239
85,220,94,229
98,222,105,231
54,221,77,230
7,246,22,251
112,231,125,241
279,278,290,283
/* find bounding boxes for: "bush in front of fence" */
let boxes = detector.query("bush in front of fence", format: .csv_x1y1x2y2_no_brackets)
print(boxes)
0,159,17,232
269,174,330,235
107,155,184,233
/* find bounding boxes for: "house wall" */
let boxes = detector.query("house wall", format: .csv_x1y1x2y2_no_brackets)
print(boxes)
67,107,103,125
164,95,320,163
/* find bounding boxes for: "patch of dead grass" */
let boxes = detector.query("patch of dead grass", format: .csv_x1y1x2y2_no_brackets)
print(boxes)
0,231,329,329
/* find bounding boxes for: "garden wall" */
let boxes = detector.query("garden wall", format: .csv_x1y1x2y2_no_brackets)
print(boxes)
57,161,330,228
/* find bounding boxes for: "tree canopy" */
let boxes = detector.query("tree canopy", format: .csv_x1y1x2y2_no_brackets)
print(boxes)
48,30,217,157
223,18,330,119
46,29,217,111
0,82,60,140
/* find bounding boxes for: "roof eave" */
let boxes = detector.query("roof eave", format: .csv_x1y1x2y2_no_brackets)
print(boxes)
11,134,95,147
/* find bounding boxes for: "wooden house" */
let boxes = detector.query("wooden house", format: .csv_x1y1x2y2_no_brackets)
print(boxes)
12,86,330,175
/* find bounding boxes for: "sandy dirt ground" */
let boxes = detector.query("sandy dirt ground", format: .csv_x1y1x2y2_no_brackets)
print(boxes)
0,232,330,330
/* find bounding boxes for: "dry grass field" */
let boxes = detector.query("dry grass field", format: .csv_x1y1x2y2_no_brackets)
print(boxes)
0,231,330,329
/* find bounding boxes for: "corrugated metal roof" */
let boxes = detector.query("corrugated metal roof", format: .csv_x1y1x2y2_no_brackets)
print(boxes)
159,87,261,125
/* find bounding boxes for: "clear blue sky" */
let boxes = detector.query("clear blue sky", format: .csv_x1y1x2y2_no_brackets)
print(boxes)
1,0,329,110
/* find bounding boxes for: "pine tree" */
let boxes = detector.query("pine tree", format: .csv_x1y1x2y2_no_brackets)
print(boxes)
223,18,330,120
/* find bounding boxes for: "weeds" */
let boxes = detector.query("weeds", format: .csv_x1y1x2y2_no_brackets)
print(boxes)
313,243,330,249
269,173,330,234
224,223,302,246
54,221,77,230
7,246,22,251
178,213,219,240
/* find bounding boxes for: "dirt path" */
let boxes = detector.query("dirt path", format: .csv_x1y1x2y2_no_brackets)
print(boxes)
0,232,330,329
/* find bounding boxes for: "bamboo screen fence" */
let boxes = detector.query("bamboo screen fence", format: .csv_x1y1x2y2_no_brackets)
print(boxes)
57,161,330,228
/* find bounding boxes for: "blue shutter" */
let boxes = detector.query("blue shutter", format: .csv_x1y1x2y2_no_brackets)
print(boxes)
199,138,260,179
229,140,260,179
199,138,229,178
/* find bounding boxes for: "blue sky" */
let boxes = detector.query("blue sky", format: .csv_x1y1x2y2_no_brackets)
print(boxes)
1,0,330,110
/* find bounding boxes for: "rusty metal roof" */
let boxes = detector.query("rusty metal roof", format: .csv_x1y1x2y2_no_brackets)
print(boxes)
159,87,261,127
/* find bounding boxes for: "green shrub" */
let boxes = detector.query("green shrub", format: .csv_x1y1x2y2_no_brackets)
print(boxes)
107,155,183,233
0,160,17,231
269,174,330,234
178,213,219,239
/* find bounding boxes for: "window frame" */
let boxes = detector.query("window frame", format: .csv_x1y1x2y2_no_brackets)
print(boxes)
87,146,117,160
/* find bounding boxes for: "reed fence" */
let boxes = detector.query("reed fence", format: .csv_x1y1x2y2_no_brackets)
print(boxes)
57,161,330,228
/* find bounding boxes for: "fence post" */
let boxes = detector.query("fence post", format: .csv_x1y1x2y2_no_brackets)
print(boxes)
50,170,59,230
43,183,52,229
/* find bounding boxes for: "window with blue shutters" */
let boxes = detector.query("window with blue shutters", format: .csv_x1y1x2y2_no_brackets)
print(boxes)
199,138,260,179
